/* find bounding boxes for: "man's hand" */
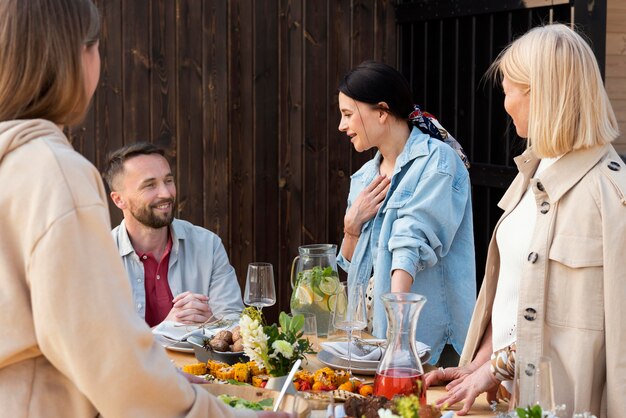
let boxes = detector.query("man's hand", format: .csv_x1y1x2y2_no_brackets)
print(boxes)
344,175,390,236
165,291,211,324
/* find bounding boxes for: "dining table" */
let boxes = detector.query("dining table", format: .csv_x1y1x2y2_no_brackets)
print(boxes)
165,337,507,418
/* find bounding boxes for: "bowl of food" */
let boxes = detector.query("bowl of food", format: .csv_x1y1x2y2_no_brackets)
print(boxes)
187,327,249,365
202,383,310,418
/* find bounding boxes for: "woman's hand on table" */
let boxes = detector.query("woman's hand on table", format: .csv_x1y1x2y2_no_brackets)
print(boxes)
433,361,500,416
344,175,390,236
424,363,474,388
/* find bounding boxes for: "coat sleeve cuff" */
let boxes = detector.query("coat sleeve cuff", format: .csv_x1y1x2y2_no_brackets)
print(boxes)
337,251,351,271
391,250,424,279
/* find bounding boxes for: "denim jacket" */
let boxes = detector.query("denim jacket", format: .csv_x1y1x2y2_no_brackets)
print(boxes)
112,218,244,323
338,127,476,363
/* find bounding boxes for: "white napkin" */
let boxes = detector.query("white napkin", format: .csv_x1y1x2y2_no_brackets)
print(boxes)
321,341,383,361
320,340,431,363
151,321,205,341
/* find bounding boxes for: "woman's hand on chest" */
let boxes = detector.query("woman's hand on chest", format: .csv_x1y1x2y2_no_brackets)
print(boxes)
344,175,391,235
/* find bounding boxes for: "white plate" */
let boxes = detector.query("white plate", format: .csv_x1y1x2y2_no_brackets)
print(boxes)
165,343,194,353
321,339,431,365
317,349,378,375
154,334,195,353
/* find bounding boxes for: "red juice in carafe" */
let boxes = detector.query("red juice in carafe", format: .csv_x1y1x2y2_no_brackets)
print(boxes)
373,368,426,404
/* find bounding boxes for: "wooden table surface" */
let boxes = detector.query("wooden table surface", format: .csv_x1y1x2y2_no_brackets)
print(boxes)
167,348,506,417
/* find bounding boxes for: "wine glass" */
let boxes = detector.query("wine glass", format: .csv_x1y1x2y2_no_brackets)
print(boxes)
511,355,556,414
331,282,367,378
244,262,276,312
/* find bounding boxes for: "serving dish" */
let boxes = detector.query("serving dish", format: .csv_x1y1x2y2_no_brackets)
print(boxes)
201,383,310,417
187,334,249,365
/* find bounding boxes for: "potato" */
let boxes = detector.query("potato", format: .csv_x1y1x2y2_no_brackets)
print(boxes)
209,338,230,352
232,340,244,352
214,330,233,344
231,326,241,342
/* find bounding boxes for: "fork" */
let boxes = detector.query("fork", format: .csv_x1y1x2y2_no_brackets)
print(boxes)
173,309,240,335
353,337,386,351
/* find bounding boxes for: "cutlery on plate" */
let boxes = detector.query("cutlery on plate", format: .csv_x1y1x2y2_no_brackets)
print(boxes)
353,337,387,350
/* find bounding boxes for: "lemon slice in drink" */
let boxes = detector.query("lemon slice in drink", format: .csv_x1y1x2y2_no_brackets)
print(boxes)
315,294,329,310
328,292,347,314
318,276,339,295
294,285,313,306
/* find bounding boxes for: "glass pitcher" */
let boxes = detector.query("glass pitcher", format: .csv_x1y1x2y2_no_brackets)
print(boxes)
373,292,427,403
289,244,340,337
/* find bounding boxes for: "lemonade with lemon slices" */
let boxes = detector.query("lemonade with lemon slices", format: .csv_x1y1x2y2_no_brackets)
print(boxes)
290,266,342,337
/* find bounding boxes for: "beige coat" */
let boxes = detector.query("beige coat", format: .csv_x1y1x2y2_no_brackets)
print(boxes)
461,144,626,417
0,120,255,418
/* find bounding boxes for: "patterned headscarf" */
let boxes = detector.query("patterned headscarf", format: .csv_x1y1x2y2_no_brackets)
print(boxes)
408,105,470,169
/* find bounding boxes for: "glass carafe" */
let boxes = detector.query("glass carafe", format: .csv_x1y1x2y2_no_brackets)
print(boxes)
373,292,427,403
289,244,339,337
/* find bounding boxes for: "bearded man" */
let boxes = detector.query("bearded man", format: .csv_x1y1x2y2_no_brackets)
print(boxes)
103,143,243,327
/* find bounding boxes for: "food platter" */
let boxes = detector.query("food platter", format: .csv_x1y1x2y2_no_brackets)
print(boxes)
317,349,378,375
201,383,310,418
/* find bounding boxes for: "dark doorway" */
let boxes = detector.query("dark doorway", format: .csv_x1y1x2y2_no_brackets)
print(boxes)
395,0,607,289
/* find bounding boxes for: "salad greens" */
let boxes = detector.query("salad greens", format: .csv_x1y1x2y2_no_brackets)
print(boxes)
217,394,274,411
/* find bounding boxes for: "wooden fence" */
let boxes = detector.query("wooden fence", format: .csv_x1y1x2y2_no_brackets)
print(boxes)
71,0,397,321
71,0,610,322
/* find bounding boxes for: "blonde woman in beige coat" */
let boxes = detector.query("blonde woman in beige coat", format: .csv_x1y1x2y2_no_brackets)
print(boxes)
0,1,288,417
424,24,625,417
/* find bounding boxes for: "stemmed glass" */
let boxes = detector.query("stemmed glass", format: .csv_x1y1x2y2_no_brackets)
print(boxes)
511,355,556,414
244,262,276,312
332,282,367,378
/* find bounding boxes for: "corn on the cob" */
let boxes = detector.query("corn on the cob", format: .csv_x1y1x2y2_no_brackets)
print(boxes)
207,360,228,375
251,374,270,388
233,363,250,383
182,363,207,375
215,366,235,380
246,361,266,376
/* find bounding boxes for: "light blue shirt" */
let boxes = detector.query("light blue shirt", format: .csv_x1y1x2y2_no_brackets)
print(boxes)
338,127,476,364
112,218,244,323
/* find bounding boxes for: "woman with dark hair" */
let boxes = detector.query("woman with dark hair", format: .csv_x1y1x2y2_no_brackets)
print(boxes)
336,61,476,365
0,1,284,417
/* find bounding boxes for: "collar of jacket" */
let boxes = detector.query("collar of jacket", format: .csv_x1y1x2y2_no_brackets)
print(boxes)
498,144,610,210
351,127,431,184
117,218,185,257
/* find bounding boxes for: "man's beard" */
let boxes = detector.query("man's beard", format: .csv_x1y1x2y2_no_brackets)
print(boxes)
130,199,175,229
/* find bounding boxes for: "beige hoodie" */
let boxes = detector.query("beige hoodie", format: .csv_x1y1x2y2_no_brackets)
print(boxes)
0,119,255,418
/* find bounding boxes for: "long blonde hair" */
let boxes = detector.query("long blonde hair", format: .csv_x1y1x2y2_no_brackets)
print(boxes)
491,24,619,158
0,0,100,126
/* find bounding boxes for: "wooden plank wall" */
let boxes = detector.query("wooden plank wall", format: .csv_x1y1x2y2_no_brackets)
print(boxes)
70,0,397,321
607,0,626,154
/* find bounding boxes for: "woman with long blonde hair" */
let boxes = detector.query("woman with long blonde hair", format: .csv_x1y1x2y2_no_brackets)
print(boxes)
426,24,624,417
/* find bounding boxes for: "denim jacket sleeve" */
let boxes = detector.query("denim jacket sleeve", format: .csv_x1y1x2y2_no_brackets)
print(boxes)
337,244,351,272
388,149,471,279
